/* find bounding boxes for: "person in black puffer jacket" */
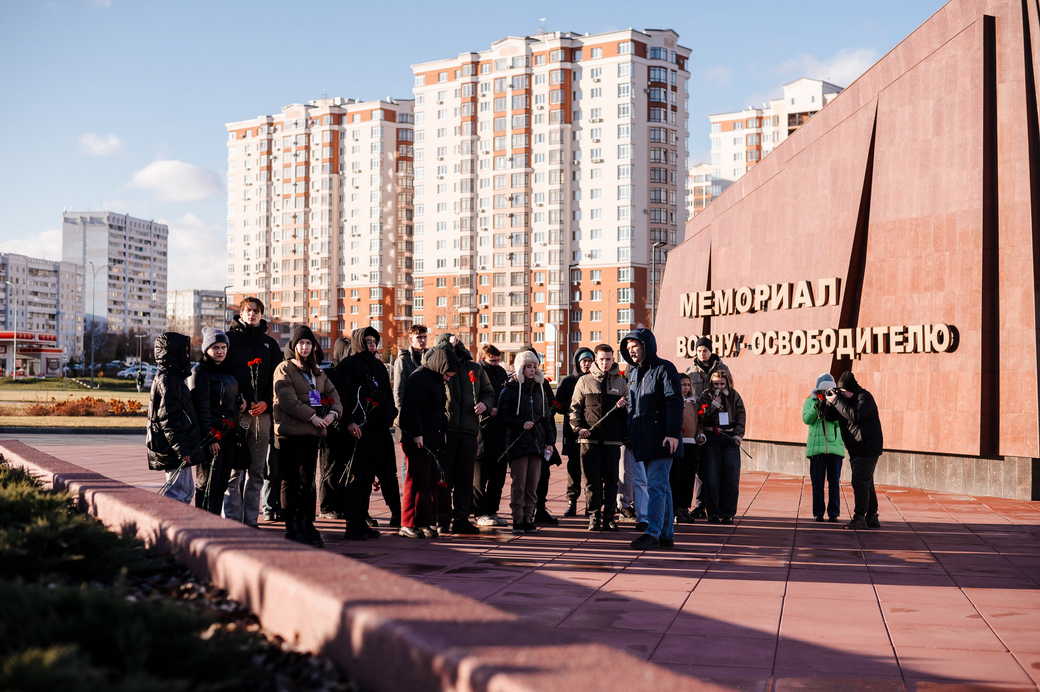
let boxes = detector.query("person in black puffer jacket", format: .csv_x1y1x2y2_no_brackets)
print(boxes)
189,327,246,515
499,350,557,535
554,347,595,517
473,344,510,527
147,332,202,504
696,367,747,524
224,297,283,525
823,371,884,530
398,346,458,538
330,326,400,539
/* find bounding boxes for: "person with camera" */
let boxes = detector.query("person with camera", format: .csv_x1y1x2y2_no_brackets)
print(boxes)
697,369,747,525
188,327,246,516
147,332,203,504
802,373,846,522
823,371,884,530
272,325,342,547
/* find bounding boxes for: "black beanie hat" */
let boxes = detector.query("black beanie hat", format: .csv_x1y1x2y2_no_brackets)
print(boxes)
695,336,713,350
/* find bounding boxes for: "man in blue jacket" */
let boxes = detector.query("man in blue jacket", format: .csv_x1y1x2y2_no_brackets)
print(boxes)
620,327,682,550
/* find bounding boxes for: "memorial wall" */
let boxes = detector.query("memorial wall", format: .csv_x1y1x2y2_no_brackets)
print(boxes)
655,0,1040,499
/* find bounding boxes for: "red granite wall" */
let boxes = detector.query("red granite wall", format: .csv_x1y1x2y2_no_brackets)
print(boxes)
656,0,1040,460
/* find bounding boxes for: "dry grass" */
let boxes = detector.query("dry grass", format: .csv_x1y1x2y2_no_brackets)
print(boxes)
23,397,144,417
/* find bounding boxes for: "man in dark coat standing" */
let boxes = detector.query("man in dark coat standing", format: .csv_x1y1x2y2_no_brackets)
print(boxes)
473,344,510,527
224,297,282,526
332,326,400,538
620,327,682,550
824,371,884,530
554,347,595,517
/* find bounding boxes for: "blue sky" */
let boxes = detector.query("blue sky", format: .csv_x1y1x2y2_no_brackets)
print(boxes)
0,0,946,290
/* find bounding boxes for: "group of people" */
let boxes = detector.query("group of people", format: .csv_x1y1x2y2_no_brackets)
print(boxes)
146,296,886,552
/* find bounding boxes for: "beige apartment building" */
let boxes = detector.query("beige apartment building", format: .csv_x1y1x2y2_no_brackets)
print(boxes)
225,97,414,351
686,162,731,218
167,289,227,349
709,78,842,183
410,29,690,376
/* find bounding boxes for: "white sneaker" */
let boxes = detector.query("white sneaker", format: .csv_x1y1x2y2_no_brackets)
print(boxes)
476,515,497,527
492,515,509,526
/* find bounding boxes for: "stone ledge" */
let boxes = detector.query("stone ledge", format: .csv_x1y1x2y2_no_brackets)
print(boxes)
0,440,697,691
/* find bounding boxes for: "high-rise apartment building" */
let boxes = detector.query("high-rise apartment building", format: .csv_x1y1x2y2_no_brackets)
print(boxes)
225,97,414,351
61,211,168,338
411,29,690,375
686,162,730,218
709,78,842,183
0,252,83,375
167,289,227,348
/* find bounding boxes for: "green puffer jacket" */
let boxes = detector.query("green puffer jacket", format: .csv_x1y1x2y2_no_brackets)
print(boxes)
802,395,846,458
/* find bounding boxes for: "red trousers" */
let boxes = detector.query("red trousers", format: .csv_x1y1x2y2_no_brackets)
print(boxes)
401,442,438,529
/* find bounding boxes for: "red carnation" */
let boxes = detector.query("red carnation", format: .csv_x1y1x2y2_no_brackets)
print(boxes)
468,371,477,384
247,357,263,367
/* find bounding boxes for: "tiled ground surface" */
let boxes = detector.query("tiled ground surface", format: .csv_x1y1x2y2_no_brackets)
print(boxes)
11,432,1040,691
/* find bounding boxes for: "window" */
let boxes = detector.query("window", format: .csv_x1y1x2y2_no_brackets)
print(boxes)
590,289,603,301
617,267,632,282
617,308,634,323
590,47,603,59
618,41,633,55
617,287,633,303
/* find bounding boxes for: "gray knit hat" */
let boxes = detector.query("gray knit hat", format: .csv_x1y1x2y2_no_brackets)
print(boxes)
815,372,836,392
201,327,228,355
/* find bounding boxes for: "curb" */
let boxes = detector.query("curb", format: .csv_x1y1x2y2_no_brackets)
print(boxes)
0,440,698,691
0,426,145,435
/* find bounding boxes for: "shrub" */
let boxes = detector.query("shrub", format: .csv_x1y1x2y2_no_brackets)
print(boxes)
0,463,162,583
23,396,144,417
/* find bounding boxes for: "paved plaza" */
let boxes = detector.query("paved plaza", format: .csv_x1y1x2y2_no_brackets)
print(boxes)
12,433,1040,689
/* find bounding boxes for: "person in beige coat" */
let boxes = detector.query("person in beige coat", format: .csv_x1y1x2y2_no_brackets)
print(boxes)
273,325,342,547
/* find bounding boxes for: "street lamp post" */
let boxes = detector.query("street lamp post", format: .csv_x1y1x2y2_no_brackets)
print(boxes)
649,241,667,328
4,280,15,379
223,284,233,325
87,261,104,384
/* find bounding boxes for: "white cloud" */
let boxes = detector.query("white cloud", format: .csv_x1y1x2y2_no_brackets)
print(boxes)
130,160,222,202
162,213,226,291
79,132,123,156
776,48,880,88
702,65,733,87
90,0,113,7
0,229,62,261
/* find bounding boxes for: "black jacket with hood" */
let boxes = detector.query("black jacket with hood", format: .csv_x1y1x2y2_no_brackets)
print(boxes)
330,327,397,431
399,346,457,452
425,335,496,438
498,351,557,461
619,327,683,462
554,347,594,457
188,353,242,437
687,353,733,399
147,332,203,470
393,346,427,413
477,359,509,459
824,372,884,458
226,315,282,408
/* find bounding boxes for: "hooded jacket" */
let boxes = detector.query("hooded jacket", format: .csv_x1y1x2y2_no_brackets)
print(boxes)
272,325,342,440
570,359,628,445
425,335,495,438
399,346,457,450
226,315,282,408
498,351,557,461
687,353,733,399
824,372,884,457
802,392,846,458
477,358,509,459
330,327,397,431
392,344,427,413
188,352,242,438
619,327,683,462
146,332,203,470
695,367,747,439
554,347,595,457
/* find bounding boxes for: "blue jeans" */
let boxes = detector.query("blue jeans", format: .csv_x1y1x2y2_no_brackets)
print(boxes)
160,465,194,504
643,457,674,540
620,447,648,522
225,411,269,526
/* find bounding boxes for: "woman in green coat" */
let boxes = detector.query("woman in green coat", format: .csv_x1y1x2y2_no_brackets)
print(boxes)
802,373,846,522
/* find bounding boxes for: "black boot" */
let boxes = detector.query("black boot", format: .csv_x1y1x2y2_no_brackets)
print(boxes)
534,507,559,525
564,499,578,517
285,518,307,545
301,520,325,548
602,515,619,531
